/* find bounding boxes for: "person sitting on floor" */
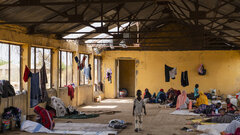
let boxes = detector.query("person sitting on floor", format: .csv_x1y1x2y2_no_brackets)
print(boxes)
152,92,156,102
194,102,222,115
205,108,240,123
195,91,208,107
226,98,238,114
143,88,152,103
176,90,190,110
167,89,175,103
34,105,55,130
156,89,166,104
169,90,181,108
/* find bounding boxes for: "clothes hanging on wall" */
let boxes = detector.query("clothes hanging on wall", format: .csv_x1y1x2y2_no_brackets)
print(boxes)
88,64,92,80
169,68,177,79
30,73,42,108
106,68,112,83
198,64,206,75
84,64,92,80
0,80,16,98
165,65,177,82
40,63,49,102
181,71,189,87
80,56,86,70
23,65,32,82
24,65,49,107
67,85,74,100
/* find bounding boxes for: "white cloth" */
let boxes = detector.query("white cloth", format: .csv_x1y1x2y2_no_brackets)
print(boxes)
224,120,240,134
197,123,229,135
170,110,200,116
21,120,51,133
21,121,117,135
50,96,67,117
134,99,145,115
169,68,177,79
135,115,143,130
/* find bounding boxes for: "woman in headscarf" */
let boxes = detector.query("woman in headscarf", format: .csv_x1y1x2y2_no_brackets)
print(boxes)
176,90,190,110
34,106,55,130
169,90,181,108
196,91,208,107
143,88,152,99
155,89,166,104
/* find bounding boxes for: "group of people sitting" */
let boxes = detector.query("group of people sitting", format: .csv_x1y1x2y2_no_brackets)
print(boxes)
143,84,240,134
143,87,190,109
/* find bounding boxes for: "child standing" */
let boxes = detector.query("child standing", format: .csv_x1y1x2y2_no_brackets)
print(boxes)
133,90,146,132
194,84,199,99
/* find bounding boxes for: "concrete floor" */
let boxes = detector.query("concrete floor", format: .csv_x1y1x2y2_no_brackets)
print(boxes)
7,98,200,135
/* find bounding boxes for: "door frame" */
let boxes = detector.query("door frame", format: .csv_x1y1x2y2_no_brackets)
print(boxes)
115,58,136,98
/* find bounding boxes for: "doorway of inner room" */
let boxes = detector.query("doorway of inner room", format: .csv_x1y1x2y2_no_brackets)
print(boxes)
117,60,136,97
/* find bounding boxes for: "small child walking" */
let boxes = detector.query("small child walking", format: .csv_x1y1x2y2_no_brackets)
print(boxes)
133,90,146,132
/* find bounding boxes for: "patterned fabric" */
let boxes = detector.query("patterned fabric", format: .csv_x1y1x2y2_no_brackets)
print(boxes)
50,96,67,117
225,120,240,134
2,106,21,128
34,106,54,130
194,104,216,114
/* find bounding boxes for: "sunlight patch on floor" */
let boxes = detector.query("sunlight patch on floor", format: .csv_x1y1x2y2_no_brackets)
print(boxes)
100,99,133,103
82,105,118,109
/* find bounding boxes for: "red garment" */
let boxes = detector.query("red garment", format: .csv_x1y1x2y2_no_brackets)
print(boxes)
34,106,54,130
160,89,164,92
227,103,235,111
225,128,240,135
80,56,86,70
23,65,31,82
67,85,74,100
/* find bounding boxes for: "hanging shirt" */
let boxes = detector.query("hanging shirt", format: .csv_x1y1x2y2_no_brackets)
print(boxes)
169,68,177,79
40,63,49,102
84,67,90,79
30,73,41,108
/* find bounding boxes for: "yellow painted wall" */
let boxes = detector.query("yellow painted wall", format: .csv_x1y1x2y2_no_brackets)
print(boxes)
102,50,240,98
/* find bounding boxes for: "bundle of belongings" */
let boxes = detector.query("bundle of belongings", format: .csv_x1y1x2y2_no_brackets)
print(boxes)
108,119,126,129
2,107,21,129
0,80,16,98
34,106,55,130
46,96,99,119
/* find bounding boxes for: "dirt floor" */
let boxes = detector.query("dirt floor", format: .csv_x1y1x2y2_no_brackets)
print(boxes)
6,98,202,135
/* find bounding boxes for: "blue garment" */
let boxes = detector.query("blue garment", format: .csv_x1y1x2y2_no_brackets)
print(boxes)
155,91,166,103
30,73,41,108
194,88,199,97
84,67,90,79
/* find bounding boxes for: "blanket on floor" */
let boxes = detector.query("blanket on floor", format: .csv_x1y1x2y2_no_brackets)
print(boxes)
56,114,99,119
170,110,200,116
21,120,117,135
197,123,229,135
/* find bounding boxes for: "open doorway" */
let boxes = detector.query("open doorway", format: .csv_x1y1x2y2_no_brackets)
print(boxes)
117,60,135,97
